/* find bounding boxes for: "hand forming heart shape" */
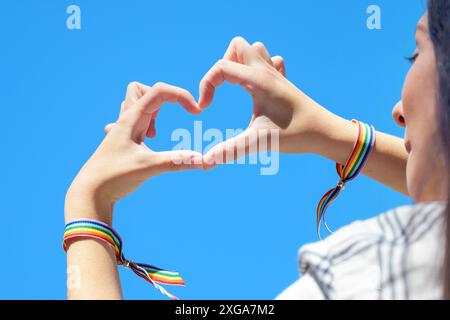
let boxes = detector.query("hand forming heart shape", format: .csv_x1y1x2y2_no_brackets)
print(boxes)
114,37,308,170
65,37,342,301
197,37,295,169
105,37,297,167
67,37,325,221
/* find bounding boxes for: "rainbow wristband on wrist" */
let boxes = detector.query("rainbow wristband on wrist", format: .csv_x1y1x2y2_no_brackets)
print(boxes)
63,219,185,300
316,119,376,239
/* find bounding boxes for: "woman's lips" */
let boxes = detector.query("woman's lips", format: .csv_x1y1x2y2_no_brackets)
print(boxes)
405,140,412,153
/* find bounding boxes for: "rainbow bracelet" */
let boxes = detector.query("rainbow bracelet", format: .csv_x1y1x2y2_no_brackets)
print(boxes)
63,219,185,300
316,119,376,239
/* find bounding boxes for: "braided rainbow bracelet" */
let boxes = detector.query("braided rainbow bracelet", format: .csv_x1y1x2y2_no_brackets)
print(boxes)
63,219,185,300
316,119,376,239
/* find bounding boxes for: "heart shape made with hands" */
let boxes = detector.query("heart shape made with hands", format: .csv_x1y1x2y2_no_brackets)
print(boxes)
108,37,291,172
196,37,289,170
79,38,298,301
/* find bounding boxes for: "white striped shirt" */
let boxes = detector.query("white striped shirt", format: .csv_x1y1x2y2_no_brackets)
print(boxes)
276,201,448,300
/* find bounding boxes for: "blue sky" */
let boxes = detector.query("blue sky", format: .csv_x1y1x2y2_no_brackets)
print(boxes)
0,0,423,299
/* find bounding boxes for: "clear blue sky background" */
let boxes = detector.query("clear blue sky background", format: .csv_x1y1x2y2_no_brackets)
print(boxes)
0,0,423,299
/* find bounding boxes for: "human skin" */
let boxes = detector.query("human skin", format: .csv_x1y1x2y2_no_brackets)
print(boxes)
64,14,447,299
65,82,204,299
199,37,409,195
392,14,448,202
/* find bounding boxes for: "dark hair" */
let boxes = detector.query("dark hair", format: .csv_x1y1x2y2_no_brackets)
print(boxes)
427,0,450,299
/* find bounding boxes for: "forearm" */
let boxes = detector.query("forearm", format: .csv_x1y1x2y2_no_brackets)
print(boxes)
307,109,409,196
64,189,123,300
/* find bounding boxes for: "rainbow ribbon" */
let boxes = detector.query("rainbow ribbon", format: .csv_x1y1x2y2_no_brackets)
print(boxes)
63,219,185,300
316,119,376,239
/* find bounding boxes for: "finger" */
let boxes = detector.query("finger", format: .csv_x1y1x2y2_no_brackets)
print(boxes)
146,110,159,138
107,99,129,135
152,150,204,173
123,82,200,127
223,36,262,66
120,101,126,115
146,117,156,138
252,42,273,65
120,82,153,120
125,81,151,104
104,123,116,135
198,59,260,109
203,128,257,170
109,100,132,135
138,82,200,115
271,56,286,77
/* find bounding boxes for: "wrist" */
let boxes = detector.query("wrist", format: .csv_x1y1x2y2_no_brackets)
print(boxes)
283,90,358,159
65,184,114,225
308,111,360,164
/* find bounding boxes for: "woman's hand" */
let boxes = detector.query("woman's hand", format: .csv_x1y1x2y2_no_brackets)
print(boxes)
65,82,204,224
199,36,340,168
199,37,408,196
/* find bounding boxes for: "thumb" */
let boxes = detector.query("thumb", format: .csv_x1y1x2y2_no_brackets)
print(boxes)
151,150,204,173
203,129,257,170
271,56,286,77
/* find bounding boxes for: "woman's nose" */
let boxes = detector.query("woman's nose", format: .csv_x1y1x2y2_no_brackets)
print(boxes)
392,101,406,128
